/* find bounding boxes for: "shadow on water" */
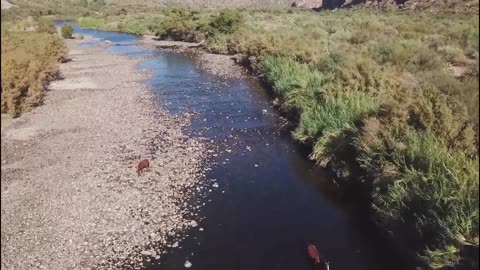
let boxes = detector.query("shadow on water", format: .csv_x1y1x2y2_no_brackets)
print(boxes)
56,22,412,270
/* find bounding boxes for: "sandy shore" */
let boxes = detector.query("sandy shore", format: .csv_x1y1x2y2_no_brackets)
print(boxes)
1,38,208,269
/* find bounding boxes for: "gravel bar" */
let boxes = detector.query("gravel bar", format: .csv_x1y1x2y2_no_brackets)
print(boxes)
1,37,208,270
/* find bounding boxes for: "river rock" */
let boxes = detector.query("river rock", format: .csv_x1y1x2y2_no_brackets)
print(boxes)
141,250,152,256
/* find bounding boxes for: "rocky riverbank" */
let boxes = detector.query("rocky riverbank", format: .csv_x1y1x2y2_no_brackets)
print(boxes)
140,35,248,79
1,37,208,269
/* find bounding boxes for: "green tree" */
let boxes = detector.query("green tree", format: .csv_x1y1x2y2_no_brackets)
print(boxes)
61,24,74,39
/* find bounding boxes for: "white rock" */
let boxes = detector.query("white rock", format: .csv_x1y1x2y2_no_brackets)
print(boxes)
199,228,204,231
141,250,152,256
190,220,198,227
172,242,179,248
212,183,219,188
184,260,192,268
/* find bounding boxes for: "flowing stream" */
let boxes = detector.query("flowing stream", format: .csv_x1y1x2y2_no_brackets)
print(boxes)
56,21,408,270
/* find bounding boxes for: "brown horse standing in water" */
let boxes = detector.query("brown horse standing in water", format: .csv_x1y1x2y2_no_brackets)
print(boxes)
137,159,149,176
307,244,330,270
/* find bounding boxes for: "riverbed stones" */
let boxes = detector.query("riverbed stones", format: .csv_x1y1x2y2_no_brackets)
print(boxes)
141,250,152,257
1,36,208,270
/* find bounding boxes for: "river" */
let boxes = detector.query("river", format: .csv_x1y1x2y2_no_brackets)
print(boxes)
55,21,408,270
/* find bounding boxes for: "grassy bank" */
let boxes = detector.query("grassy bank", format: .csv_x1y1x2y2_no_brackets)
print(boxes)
1,17,66,116
72,8,480,268
247,11,479,269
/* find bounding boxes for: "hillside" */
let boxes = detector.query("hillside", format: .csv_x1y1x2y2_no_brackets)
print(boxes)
6,0,480,12
294,0,479,13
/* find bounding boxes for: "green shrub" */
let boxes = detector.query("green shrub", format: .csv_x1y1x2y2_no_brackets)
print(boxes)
208,9,243,36
61,24,74,39
120,16,147,35
154,8,206,42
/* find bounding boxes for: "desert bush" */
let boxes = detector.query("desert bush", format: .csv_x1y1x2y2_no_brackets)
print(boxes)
1,31,66,116
37,18,57,34
61,24,74,38
437,45,470,66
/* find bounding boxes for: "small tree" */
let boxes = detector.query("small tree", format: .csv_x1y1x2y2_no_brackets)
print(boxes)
61,24,74,39
208,10,243,36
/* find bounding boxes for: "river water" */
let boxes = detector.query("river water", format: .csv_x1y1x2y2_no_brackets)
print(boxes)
56,22,408,270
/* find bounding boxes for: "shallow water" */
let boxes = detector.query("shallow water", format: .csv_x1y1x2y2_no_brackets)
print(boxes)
56,21,408,270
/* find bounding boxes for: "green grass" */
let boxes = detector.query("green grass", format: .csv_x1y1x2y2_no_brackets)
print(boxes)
369,131,479,268
260,56,324,96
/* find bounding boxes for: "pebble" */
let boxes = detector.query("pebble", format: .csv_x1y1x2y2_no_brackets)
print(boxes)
141,250,152,256
190,220,198,227
184,260,192,268
212,183,219,188
172,242,179,248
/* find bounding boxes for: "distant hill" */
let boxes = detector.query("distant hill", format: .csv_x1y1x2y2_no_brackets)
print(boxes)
7,0,479,13
107,0,479,13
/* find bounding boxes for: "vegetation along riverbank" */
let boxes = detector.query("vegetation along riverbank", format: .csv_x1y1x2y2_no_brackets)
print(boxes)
2,1,479,269
1,17,66,117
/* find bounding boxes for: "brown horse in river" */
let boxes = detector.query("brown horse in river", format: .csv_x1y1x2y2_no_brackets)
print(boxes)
307,244,330,270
